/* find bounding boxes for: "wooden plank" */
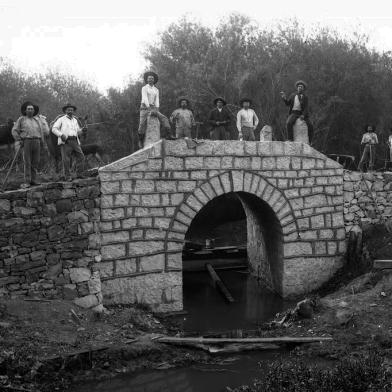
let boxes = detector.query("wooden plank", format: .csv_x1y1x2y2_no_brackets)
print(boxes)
183,257,247,272
205,263,235,303
374,259,392,269
156,336,333,345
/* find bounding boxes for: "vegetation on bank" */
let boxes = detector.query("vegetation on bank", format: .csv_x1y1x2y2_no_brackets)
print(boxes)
230,353,392,392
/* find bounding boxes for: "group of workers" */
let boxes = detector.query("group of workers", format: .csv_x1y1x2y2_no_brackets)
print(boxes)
137,71,312,146
11,101,86,188
8,71,392,189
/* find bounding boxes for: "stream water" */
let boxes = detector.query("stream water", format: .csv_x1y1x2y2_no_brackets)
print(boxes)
73,271,294,392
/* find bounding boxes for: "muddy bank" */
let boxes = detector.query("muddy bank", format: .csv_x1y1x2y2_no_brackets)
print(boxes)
1,224,392,391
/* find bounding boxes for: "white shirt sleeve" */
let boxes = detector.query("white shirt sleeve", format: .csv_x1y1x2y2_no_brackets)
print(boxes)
236,110,242,132
253,110,259,128
52,117,63,137
141,86,150,107
155,88,159,108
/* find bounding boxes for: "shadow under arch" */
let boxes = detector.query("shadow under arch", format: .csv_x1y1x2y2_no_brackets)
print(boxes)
183,190,283,294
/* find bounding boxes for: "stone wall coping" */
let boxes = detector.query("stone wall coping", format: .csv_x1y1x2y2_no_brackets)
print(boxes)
99,140,342,172
0,177,99,199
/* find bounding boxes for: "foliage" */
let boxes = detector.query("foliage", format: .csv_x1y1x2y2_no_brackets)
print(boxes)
138,15,392,162
2,15,392,164
230,352,392,392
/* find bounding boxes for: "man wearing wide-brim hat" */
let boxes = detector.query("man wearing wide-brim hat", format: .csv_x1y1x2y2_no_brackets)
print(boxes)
170,97,195,139
280,80,314,143
12,101,50,188
208,97,232,140
236,98,259,141
138,71,170,148
51,103,86,180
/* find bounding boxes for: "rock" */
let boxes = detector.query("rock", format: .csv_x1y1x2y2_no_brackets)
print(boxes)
44,262,63,280
63,284,78,300
48,225,64,241
293,118,309,144
67,211,89,224
296,299,314,319
0,199,11,212
74,294,99,308
92,304,104,313
88,271,101,294
335,309,354,325
56,199,73,213
70,267,91,283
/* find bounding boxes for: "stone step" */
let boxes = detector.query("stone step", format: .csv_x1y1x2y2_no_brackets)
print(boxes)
373,259,392,269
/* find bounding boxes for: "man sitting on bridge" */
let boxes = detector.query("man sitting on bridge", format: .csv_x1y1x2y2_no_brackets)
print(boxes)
208,97,231,140
280,80,314,143
138,71,170,148
51,103,86,181
358,124,379,172
12,101,49,188
236,98,259,141
170,97,195,139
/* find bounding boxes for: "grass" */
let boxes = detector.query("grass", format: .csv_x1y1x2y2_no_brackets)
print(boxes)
230,352,392,392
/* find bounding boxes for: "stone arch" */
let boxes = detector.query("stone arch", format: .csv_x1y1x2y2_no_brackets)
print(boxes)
164,170,299,295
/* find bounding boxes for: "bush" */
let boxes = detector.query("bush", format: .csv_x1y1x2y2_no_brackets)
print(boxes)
231,352,392,392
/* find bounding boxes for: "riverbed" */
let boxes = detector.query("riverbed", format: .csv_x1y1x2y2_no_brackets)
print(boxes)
71,271,294,392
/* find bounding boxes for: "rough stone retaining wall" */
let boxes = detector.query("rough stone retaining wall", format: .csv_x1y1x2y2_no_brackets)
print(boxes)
0,178,102,310
98,140,346,312
343,171,392,232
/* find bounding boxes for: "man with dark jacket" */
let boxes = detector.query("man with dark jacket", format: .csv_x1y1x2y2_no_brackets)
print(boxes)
208,97,231,140
12,101,49,188
280,80,314,143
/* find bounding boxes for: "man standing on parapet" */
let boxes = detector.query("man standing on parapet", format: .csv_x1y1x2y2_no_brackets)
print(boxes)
280,80,314,143
12,101,50,189
51,103,86,181
170,97,195,139
138,71,170,148
208,97,231,140
358,125,379,172
236,98,259,141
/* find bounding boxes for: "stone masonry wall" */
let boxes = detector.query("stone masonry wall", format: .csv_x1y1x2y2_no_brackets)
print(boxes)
343,171,392,232
0,178,102,310
98,139,346,312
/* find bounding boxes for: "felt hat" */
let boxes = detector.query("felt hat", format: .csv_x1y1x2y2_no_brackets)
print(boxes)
213,97,226,106
62,103,77,113
143,71,159,84
21,101,39,116
178,96,190,106
295,80,307,89
239,97,252,106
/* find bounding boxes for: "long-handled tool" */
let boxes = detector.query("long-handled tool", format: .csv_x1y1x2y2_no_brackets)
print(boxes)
1,145,22,192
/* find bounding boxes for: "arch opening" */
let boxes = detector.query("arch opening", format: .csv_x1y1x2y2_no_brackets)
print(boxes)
180,191,286,331
183,191,283,293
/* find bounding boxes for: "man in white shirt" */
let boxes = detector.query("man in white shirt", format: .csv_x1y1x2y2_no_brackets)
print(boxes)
236,98,259,141
138,71,170,148
358,124,379,171
52,103,86,180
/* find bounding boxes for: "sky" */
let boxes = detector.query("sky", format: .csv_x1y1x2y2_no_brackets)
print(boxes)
1,0,392,93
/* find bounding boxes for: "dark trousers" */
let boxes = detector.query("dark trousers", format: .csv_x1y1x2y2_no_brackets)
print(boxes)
358,144,376,171
60,139,85,177
240,126,255,141
23,138,41,183
210,126,230,140
286,113,314,143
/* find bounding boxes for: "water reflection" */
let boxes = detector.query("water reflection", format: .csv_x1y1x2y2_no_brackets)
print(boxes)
182,270,291,333
73,352,284,392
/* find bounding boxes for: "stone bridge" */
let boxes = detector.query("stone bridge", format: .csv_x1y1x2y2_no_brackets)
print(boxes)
98,140,346,312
